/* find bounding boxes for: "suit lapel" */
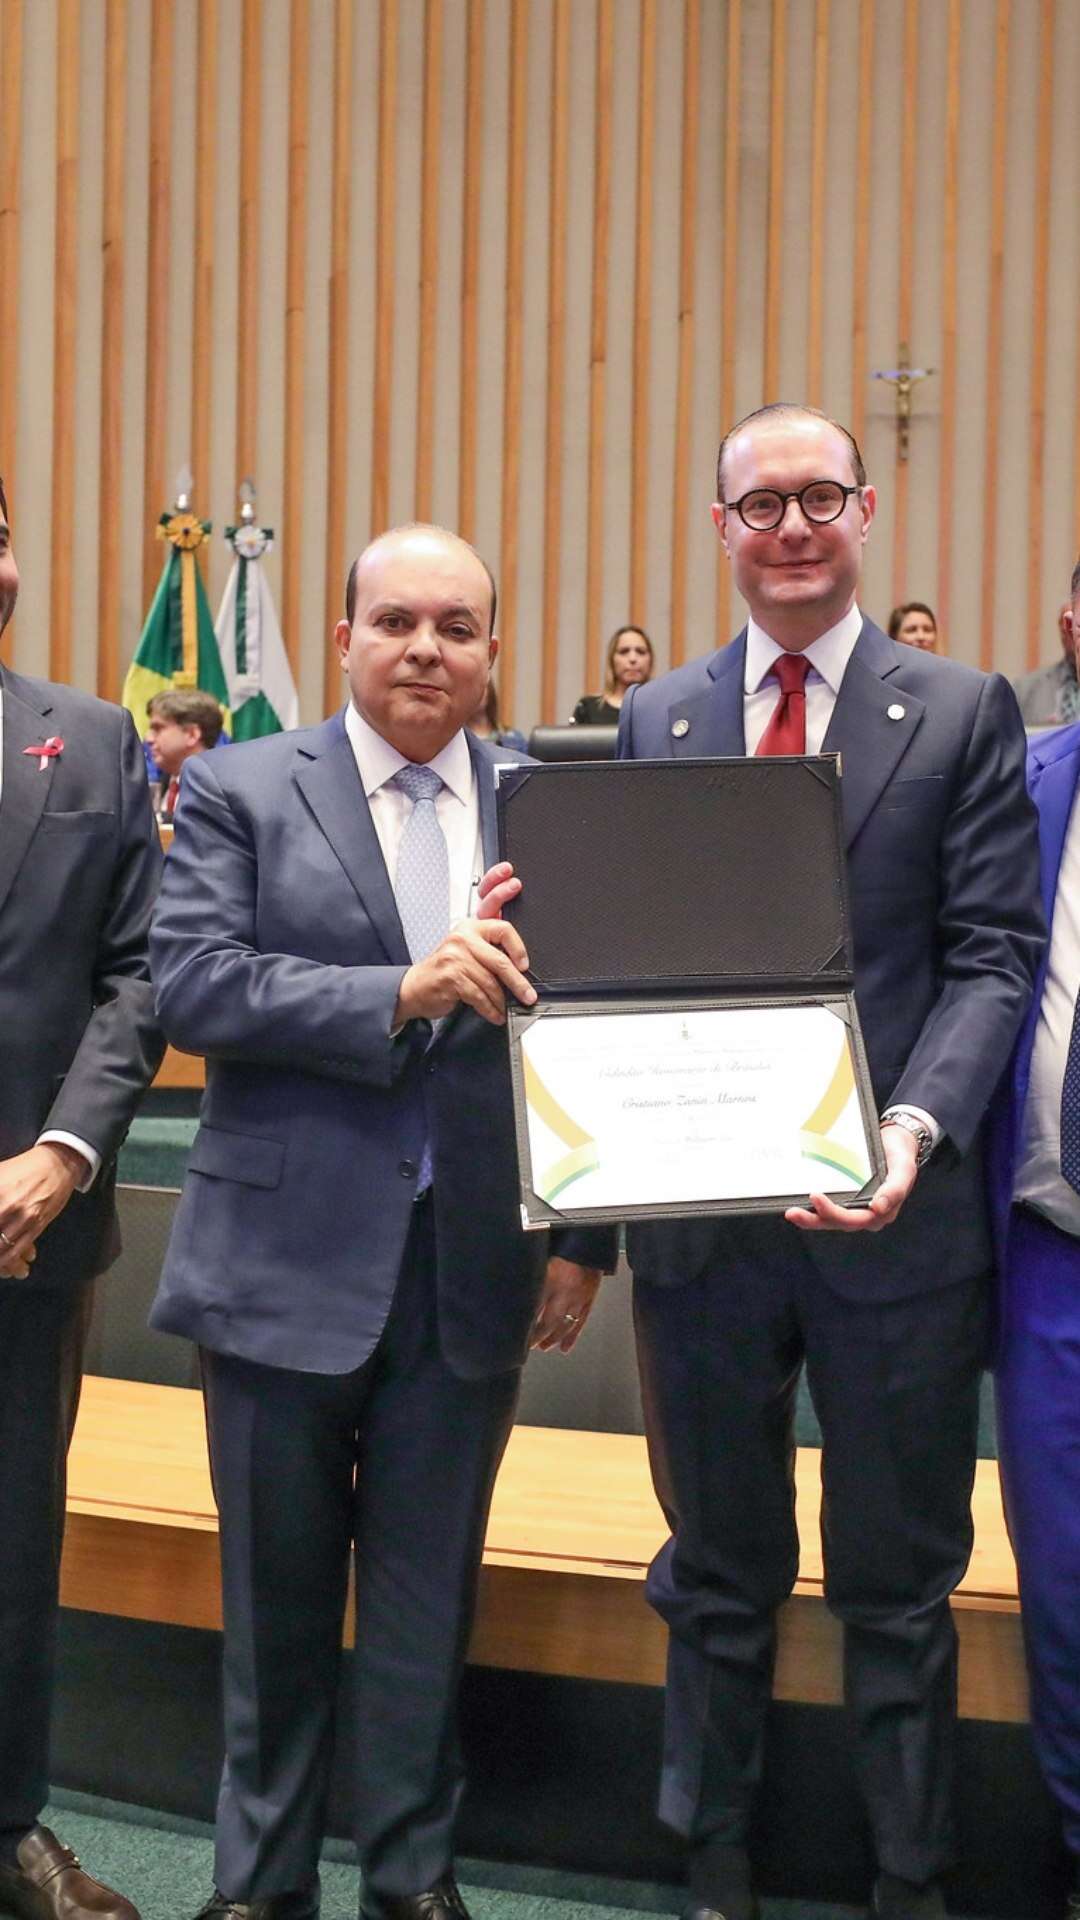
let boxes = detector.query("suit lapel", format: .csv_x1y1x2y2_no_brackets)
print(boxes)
669,634,747,757
469,731,500,868
0,671,58,919
821,621,925,847
292,713,410,966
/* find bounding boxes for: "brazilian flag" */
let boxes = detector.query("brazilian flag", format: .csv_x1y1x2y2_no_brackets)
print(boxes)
122,507,230,737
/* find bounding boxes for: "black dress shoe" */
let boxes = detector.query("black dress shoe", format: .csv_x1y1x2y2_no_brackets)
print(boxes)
0,1826,140,1920
360,1877,471,1920
870,1874,947,1920
192,1885,319,1920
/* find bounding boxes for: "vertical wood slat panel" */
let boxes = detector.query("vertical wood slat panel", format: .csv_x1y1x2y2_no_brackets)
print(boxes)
1025,0,1054,671
762,0,786,405
457,0,483,542
414,0,442,520
584,0,612,697
322,0,352,712
281,0,308,677
629,0,655,627
978,0,1010,675
0,0,22,651
191,0,216,561
669,0,699,670
850,0,874,453
143,0,174,607
97,0,126,698
935,0,960,651
716,0,741,646
371,0,398,536
891,0,919,609
498,0,528,721
805,0,829,409
49,0,79,684
236,0,261,488
540,0,569,723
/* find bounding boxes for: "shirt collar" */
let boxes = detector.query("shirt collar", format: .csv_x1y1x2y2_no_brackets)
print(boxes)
745,602,864,696
343,701,474,807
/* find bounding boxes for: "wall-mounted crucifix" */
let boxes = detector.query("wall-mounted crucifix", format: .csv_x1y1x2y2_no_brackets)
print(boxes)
872,343,936,462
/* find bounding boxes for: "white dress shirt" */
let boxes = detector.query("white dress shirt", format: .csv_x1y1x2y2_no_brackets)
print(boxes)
343,701,483,927
743,602,864,755
0,685,99,1186
1015,782,1080,1237
742,606,941,1153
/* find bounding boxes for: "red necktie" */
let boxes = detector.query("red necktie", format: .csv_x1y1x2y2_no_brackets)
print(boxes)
165,776,181,815
756,651,811,756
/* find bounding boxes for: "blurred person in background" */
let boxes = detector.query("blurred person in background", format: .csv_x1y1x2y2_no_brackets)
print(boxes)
888,602,940,654
1014,601,1080,727
146,688,225,818
573,624,654,725
466,677,526,753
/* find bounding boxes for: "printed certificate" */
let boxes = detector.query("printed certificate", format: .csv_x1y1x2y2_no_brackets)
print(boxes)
516,999,880,1220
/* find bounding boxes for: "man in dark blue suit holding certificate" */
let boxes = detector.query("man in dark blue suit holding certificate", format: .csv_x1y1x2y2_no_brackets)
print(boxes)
556,405,1043,1920
150,525,597,1920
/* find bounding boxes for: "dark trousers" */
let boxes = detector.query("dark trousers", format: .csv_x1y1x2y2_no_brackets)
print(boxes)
0,1278,94,1831
201,1200,520,1904
633,1218,986,1884
996,1203,1080,1859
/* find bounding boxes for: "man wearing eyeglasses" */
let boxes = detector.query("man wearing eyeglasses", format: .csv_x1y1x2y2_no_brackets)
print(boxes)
557,404,1043,1919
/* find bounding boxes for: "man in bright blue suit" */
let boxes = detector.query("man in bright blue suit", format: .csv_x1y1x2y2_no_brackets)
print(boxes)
555,404,1043,1920
150,525,598,1920
993,557,1080,1920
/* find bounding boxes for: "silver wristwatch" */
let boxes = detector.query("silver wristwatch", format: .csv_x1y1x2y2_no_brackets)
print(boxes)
881,1108,934,1168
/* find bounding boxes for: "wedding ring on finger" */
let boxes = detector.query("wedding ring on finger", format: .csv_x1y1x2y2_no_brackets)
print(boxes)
562,1310,580,1325
0,1227,12,1250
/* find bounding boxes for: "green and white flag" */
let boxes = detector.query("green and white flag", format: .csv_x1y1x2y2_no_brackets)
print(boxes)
122,502,230,737
215,518,298,740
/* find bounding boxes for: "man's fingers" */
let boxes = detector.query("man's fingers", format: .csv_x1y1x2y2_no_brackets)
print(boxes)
476,916,531,975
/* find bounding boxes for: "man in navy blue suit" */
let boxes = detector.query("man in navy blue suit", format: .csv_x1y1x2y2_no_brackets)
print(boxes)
993,557,1080,1920
150,525,598,1920
557,405,1043,1920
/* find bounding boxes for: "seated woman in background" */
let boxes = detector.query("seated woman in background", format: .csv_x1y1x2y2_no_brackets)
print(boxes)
573,624,655,724
467,677,528,751
888,600,940,653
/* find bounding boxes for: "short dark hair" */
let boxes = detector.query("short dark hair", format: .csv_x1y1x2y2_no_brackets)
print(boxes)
716,403,867,502
887,601,937,641
147,688,225,748
1072,556,1080,599
345,525,498,635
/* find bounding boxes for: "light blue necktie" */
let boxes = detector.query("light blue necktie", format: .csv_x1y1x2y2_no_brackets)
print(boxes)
391,763,450,1192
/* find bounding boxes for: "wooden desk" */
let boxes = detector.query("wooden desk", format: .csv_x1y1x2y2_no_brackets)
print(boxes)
62,1377,1027,1722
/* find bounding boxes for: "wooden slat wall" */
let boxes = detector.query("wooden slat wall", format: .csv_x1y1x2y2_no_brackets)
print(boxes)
281,0,308,677
190,0,216,559
48,0,78,684
4,0,1080,708
979,0,1011,676
322,0,352,712
96,0,125,698
0,0,21,663
141,2,173,608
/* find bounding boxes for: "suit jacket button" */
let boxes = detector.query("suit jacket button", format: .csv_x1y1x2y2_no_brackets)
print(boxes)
399,1159,417,1179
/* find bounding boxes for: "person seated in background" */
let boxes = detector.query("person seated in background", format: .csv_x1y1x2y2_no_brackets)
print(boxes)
572,623,654,724
466,676,527,751
1013,600,1080,726
888,600,940,653
146,687,225,817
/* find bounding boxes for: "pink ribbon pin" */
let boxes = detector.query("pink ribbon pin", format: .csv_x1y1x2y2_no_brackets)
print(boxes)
23,735,64,772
